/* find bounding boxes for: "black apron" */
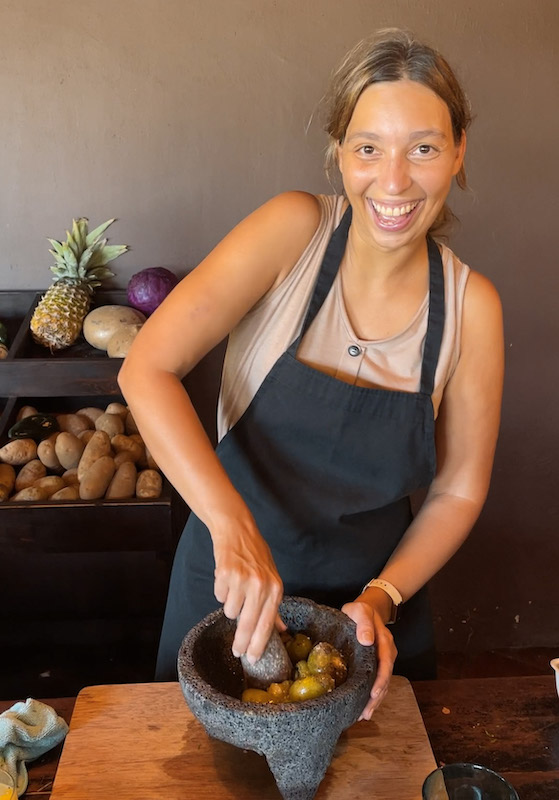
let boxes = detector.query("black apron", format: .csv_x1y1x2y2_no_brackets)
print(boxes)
156,207,444,681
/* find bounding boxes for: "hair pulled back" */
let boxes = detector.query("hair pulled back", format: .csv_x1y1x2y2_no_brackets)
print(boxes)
323,29,472,231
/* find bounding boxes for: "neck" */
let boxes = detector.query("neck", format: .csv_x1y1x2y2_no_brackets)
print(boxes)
345,228,429,284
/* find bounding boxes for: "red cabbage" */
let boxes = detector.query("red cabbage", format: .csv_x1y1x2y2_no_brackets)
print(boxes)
126,267,179,316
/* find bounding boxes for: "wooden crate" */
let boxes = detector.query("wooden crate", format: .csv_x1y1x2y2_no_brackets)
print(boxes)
0,394,188,620
0,289,130,396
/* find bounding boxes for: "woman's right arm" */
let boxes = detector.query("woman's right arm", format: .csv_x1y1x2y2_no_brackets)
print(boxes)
118,191,321,662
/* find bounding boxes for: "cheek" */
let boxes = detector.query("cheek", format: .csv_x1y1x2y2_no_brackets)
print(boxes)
421,165,455,199
342,160,374,189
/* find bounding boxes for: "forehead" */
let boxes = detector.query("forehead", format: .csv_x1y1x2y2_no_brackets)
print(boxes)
347,79,453,136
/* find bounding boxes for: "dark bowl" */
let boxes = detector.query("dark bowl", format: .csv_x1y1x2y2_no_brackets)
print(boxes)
178,595,377,800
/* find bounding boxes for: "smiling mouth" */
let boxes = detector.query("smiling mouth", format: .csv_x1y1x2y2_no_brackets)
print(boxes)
368,198,422,231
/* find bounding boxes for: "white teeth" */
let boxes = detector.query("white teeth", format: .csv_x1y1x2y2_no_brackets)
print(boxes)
371,200,419,217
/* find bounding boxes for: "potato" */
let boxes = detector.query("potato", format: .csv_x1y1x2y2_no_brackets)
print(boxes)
136,469,162,499
145,445,158,470
56,413,92,436
111,434,143,463
16,405,38,421
83,305,146,351
0,464,16,501
33,475,66,497
62,468,80,487
95,412,124,438
125,411,139,435
0,438,37,465
37,433,61,470
114,450,136,467
50,485,80,501
106,323,143,358
55,432,85,470
15,459,47,491
105,402,128,418
78,429,96,445
129,434,158,469
11,486,49,502
79,455,116,500
77,407,104,426
105,461,137,499
77,430,112,482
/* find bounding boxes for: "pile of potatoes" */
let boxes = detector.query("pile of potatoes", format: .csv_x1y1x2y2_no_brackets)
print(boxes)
0,402,163,503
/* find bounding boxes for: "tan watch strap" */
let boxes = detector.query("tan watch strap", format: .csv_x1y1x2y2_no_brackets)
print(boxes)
361,578,403,624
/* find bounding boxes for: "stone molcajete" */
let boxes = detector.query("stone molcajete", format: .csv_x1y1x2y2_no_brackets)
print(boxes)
178,595,377,800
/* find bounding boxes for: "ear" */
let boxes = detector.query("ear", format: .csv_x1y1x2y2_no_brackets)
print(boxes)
336,141,344,175
452,130,467,176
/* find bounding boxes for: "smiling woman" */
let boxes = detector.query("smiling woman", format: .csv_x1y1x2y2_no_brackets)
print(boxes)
118,28,504,720
337,79,466,251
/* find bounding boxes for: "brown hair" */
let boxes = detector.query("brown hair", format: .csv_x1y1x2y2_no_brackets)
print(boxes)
323,29,472,233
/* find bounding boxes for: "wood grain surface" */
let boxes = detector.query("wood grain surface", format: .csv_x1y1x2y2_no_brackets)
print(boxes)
413,676,559,800
49,678,436,800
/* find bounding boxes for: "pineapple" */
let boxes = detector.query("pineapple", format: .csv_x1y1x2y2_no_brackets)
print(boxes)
30,217,128,351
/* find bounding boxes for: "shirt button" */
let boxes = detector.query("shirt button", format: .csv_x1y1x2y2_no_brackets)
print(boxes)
348,344,361,357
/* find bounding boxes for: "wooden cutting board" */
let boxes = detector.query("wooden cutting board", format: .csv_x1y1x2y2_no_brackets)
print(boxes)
50,678,436,800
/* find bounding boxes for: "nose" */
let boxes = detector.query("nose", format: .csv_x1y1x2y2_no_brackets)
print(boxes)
378,153,412,195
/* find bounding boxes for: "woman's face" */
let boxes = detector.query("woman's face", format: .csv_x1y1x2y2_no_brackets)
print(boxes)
337,79,466,253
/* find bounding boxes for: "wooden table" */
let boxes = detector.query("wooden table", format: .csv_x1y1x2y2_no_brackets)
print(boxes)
2,675,557,799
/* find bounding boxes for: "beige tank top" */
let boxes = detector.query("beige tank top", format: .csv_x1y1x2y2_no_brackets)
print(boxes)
217,194,470,441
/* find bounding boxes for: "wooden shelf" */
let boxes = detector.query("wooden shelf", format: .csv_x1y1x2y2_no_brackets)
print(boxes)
0,289,128,396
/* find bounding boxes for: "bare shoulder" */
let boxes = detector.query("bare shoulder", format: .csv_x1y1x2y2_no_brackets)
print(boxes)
461,269,503,348
238,191,323,281
257,190,322,227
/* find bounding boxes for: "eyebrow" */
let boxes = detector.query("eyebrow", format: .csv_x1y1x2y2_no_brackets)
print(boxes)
346,129,448,143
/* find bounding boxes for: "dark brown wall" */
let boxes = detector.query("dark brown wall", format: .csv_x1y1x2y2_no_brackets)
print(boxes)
2,1,558,652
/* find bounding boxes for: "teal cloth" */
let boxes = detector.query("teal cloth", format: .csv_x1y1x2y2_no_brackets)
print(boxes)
0,699,68,797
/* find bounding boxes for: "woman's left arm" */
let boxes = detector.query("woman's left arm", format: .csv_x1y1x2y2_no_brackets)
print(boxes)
344,270,504,717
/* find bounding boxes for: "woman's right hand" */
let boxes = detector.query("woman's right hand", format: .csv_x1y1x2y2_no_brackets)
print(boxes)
212,516,284,664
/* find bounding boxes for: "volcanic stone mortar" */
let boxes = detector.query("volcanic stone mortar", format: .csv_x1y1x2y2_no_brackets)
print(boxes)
178,595,377,800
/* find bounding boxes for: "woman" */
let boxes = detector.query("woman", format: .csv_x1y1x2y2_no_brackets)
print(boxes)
118,29,503,720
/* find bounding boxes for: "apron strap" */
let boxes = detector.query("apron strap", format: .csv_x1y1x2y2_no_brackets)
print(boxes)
288,205,446,399
419,237,445,397
288,205,353,352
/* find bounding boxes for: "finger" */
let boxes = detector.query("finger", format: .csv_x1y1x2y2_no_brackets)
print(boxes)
245,591,283,663
359,632,396,720
214,568,232,606
359,680,390,721
342,601,375,647
355,616,375,647
222,584,245,623
275,613,287,632
232,593,262,658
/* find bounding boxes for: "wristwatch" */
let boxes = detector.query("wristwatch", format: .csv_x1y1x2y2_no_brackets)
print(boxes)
361,578,402,624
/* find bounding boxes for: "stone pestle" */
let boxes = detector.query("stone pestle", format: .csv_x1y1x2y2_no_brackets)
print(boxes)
240,623,293,689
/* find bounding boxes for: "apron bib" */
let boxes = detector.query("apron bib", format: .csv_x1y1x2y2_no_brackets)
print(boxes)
156,207,445,681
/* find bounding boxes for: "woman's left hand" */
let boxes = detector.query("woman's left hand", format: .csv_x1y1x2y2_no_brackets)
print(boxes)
342,590,398,720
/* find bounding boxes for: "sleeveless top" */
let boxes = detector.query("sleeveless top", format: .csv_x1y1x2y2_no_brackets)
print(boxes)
217,194,470,441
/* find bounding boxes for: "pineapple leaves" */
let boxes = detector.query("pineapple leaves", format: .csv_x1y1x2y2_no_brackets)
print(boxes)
71,218,87,252
86,267,115,282
50,266,70,279
46,216,127,286
96,244,128,264
47,238,65,258
85,218,116,247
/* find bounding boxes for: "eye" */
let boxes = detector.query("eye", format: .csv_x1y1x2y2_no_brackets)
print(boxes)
357,144,376,156
413,144,438,156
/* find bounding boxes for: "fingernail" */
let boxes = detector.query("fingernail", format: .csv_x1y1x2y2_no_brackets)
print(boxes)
232,649,241,658
246,654,257,666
